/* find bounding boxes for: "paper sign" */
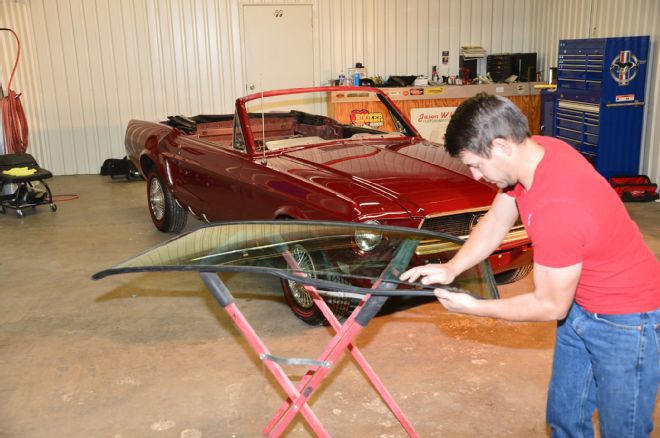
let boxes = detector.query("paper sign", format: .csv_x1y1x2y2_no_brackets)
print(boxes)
410,107,457,143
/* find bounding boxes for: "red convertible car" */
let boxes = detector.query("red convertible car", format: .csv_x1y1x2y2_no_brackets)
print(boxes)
125,86,532,324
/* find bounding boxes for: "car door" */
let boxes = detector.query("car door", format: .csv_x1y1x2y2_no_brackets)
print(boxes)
169,134,247,220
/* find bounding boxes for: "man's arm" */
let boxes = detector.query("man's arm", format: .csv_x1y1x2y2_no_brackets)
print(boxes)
434,262,581,322
400,192,519,284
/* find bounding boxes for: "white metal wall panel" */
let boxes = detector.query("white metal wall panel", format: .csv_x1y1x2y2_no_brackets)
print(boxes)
0,1,49,168
532,0,660,183
592,0,660,182
2,0,658,178
316,0,538,81
2,0,246,174
2,0,539,175
531,0,593,75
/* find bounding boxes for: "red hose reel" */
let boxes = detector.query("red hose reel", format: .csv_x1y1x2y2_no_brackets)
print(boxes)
1,28,28,155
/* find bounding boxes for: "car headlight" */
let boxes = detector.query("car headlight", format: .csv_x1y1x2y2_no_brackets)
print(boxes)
355,220,383,252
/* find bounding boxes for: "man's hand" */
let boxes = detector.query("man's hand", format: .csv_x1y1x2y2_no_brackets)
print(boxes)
433,262,582,321
399,263,456,285
434,288,478,313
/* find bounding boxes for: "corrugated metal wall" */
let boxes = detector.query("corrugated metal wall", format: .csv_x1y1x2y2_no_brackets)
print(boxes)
1,0,659,181
2,0,246,174
1,0,538,175
532,0,660,182
0,1,47,161
316,0,537,83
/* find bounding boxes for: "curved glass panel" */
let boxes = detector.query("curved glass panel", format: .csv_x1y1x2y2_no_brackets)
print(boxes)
93,221,498,300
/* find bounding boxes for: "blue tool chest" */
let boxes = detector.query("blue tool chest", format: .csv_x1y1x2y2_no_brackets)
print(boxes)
554,36,650,178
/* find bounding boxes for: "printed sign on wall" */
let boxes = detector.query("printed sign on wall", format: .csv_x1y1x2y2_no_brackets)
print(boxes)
410,107,457,143
350,109,384,128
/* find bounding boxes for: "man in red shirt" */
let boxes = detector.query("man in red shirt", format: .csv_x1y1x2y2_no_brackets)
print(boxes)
401,93,660,437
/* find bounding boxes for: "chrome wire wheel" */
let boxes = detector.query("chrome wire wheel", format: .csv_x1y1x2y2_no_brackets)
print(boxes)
280,241,357,326
146,170,187,233
149,177,165,221
287,244,316,309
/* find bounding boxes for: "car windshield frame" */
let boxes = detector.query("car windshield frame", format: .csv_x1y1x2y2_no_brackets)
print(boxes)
93,220,498,300
234,86,420,156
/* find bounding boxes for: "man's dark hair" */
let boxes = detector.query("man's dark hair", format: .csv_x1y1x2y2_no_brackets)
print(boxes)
444,93,531,158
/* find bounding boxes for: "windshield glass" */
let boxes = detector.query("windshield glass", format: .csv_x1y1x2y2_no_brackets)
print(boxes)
94,221,497,300
242,90,414,152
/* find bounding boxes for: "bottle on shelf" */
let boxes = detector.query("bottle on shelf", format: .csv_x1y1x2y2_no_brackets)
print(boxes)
431,65,439,82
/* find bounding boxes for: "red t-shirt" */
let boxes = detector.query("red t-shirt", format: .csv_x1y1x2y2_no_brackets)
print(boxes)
506,136,660,314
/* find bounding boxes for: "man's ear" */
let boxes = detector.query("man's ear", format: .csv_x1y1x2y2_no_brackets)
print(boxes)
491,138,513,157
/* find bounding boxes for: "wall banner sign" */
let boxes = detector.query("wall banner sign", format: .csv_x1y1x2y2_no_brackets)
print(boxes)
410,107,457,143
350,109,384,128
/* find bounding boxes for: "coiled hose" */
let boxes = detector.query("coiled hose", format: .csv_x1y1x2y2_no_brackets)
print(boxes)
1,28,28,154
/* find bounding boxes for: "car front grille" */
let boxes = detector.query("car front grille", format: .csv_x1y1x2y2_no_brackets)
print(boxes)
420,210,486,237
416,209,528,255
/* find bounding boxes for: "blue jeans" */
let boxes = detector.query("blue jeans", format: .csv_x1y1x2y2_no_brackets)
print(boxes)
547,303,660,438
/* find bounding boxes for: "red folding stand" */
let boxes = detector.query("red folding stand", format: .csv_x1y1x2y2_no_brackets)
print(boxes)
199,253,420,436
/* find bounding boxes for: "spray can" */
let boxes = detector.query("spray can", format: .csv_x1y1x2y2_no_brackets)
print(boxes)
353,72,360,86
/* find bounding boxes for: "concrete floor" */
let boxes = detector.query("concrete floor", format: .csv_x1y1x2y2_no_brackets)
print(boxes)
0,175,658,437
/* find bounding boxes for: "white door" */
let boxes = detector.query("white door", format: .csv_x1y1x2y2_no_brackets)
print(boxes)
242,4,315,93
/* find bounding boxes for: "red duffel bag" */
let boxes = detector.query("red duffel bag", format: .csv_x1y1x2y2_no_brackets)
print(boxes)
608,175,659,202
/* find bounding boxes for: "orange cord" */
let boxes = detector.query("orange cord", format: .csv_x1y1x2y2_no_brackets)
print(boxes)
1,28,28,154
51,194,80,202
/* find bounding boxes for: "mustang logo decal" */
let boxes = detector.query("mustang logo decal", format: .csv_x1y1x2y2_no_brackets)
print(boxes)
610,50,640,86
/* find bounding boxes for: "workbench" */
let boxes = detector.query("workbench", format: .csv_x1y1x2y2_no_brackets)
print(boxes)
329,83,543,142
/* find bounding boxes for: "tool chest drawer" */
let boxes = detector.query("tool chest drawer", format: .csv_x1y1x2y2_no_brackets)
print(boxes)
558,40,606,91
555,135,581,149
555,100,600,147
584,132,599,146
556,126,582,142
555,115,582,132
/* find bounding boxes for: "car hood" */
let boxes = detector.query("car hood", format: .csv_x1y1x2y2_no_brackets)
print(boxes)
271,141,496,218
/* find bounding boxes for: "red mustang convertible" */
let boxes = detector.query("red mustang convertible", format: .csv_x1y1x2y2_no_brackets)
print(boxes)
125,86,532,324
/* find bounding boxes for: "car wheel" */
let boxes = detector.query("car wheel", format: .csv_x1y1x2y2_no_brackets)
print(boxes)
494,263,533,284
280,243,357,326
147,171,187,233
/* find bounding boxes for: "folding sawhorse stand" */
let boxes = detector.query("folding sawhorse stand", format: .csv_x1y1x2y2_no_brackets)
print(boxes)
199,238,421,437
93,222,494,436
